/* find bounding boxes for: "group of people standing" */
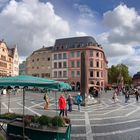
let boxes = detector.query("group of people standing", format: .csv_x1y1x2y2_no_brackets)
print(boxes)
112,88,140,103
43,92,83,117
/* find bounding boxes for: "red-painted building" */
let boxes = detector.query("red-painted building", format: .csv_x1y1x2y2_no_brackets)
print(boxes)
52,36,108,92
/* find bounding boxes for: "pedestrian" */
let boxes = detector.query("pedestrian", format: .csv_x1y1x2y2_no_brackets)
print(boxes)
135,89,139,102
75,93,82,111
44,93,49,110
58,94,67,117
125,91,129,103
112,90,118,103
66,94,73,112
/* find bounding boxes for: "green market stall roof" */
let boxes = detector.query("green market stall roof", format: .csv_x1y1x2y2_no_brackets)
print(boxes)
0,75,71,91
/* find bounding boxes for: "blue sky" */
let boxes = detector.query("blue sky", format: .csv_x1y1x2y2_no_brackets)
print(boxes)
0,0,140,75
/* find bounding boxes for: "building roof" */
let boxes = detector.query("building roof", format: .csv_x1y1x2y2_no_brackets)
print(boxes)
8,48,15,57
33,46,53,54
133,72,140,79
54,36,98,50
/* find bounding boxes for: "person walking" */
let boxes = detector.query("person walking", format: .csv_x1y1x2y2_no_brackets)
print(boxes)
44,94,49,110
125,91,129,103
75,93,82,111
58,94,67,117
135,89,139,102
67,94,73,112
112,90,118,103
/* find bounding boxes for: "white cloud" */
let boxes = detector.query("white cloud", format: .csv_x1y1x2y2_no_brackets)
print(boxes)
122,56,140,76
103,4,140,45
97,4,140,74
76,31,87,36
73,3,96,30
0,0,70,56
103,43,134,57
73,3,94,19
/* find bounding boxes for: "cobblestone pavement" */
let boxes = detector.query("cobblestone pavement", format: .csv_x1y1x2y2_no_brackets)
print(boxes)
1,91,140,140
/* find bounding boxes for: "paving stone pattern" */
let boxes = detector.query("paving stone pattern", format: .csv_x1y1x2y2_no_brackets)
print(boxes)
1,91,140,140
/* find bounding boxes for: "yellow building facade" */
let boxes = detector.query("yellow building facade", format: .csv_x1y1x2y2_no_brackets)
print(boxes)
26,47,52,78
0,40,19,76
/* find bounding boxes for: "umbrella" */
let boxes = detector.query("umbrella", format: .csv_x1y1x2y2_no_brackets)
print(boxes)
0,75,71,139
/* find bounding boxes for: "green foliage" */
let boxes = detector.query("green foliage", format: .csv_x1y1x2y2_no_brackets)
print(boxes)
0,113,22,120
0,113,70,128
38,115,52,126
108,64,132,85
51,116,65,127
31,115,39,123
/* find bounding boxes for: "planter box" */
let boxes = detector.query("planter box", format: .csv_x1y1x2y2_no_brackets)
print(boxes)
7,121,71,140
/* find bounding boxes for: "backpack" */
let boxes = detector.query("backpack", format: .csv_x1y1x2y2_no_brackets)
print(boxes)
76,95,82,103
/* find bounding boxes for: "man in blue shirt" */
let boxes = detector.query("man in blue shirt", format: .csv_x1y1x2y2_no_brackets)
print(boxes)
76,93,82,111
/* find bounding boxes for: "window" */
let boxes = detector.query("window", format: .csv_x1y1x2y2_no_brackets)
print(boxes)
97,71,99,77
90,60,93,67
77,71,80,77
63,53,67,59
101,72,103,77
77,61,80,67
70,52,74,57
71,71,75,78
58,71,62,77
101,82,103,86
58,62,62,68
96,61,99,67
96,81,100,85
37,58,39,61
90,50,93,57
32,66,34,69
101,53,103,58
48,57,50,61
71,61,75,68
37,67,39,69
63,71,67,77
96,52,99,57
54,62,57,68
101,61,103,68
1,55,6,61
63,61,67,68
54,54,57,60
90,71,93,77
32,59,34,62
54,71,57,77
58,54,62,59
77,51,80,57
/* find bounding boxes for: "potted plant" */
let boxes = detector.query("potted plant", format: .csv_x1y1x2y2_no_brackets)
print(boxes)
38,115,52,129
6,114,71,140
51,116,65,128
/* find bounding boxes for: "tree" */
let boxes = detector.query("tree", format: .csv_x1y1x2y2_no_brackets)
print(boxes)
108,64,132,85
